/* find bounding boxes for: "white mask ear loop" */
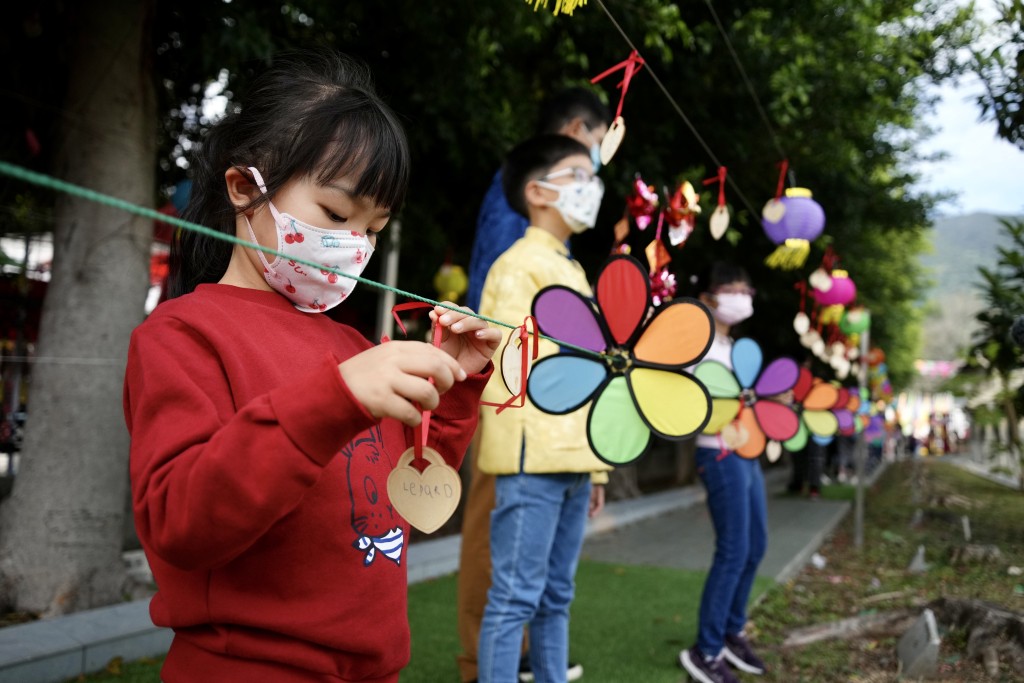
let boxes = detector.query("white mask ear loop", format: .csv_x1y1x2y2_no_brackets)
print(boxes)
244,167,280,270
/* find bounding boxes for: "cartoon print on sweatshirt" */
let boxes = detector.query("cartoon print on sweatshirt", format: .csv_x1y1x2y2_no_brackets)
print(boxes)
341,424,404,566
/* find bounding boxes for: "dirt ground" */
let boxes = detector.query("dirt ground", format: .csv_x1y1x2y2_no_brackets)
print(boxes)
751,458,1024,682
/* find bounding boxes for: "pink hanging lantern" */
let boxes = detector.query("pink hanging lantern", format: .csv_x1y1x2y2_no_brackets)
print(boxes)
812,269,856,306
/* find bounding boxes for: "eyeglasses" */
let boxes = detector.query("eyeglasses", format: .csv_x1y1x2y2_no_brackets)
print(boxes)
540,167,599,185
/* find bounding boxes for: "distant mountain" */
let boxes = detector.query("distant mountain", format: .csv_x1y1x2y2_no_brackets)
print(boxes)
921,213,1018,297
919,212,1021,361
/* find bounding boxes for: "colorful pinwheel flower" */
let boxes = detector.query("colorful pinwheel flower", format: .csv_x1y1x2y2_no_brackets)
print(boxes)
783,367,840,452
833,385,863,437
693,338,800,458
526,254,714,465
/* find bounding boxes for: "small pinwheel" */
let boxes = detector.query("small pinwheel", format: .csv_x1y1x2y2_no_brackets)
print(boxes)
783,367,840,452
527,254,714,465
694,338,800,458
832,385,861,436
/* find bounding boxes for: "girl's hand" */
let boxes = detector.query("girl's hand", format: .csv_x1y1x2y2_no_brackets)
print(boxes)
430,303,501,376
339,341,466,427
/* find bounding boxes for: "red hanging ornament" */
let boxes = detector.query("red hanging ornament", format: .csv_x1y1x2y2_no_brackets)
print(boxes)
626,174,659,230
663,180,701,246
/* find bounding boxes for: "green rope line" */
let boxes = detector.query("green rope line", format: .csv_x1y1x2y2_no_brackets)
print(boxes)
0,160,609,361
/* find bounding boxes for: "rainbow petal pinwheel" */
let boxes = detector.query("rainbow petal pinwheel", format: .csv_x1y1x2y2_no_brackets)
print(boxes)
783,367,840,451
833,386,861,436
694,338,800,458
526,254,714,465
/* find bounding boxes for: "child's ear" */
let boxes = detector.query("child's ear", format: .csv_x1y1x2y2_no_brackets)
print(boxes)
562,115,588,140
524,179,552,210
224,167,260,212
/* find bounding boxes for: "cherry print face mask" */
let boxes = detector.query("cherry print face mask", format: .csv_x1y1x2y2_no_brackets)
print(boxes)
244,167,375,313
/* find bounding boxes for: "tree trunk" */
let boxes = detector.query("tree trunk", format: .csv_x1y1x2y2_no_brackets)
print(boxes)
0,0,155,616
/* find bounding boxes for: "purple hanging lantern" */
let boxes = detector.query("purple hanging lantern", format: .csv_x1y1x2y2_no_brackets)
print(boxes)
762,188,826,269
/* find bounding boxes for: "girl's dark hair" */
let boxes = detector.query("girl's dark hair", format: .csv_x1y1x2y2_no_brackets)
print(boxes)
501,134,591,218
168,51,410,298
535,87,611,135
690,261,751,296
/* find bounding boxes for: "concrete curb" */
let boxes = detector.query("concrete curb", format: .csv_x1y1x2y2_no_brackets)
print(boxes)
0,599,170,683
945,455,1022,490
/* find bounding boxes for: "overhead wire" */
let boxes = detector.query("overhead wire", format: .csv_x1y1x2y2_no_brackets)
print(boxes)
593,0,788,217
701,0,789,163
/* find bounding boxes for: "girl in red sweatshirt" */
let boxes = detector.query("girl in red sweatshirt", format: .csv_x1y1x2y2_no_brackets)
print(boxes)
123,51,499,683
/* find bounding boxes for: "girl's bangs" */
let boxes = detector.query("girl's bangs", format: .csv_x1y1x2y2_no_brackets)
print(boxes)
313,109,410,211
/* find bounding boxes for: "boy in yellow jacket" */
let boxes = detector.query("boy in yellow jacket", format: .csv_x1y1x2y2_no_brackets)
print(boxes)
476,134,612,683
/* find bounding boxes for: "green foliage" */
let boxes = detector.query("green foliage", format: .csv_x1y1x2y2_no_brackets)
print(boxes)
968,218,1024,376
1,0,981,379
975,0,1024,148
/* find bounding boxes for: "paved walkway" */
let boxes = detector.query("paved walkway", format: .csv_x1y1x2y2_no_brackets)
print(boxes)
581,468,850,584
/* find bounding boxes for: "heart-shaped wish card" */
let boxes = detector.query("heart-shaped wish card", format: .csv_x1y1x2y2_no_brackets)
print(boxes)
387,447,461,534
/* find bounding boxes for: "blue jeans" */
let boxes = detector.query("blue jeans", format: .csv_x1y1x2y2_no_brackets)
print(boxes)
478,472,591,683
694,447,768,657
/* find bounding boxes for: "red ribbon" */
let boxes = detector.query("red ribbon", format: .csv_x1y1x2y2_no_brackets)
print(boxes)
822,246,838,273
481,316,539,414
702,166,728,207
794,281,807,314
591,50,645,119
388,302,445,460
774,159,789,200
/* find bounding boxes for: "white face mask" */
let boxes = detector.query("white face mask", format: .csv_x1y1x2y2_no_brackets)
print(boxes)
536,171,605,234
712,292,754,325
245,167,375,313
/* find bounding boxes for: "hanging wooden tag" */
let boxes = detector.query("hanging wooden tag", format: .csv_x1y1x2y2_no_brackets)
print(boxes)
600,115,626,165
709,205,730,240
500,326,526,396
809,268,832,292
793,312,811,335
762,198,786,223
387,447,462,534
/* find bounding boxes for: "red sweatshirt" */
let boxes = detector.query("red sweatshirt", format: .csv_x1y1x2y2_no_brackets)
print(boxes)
123,284,488,682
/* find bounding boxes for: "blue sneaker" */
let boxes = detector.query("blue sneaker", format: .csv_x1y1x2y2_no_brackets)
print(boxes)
723,632,767,675
679,646,739,683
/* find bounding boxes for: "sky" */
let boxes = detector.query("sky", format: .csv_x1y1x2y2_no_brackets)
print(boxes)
913,0,1024,218
914,77,1024,217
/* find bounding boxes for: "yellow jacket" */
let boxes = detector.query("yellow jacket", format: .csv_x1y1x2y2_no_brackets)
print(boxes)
476,227,611,482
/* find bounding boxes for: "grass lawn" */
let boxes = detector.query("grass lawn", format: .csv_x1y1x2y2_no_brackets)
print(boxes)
403,562,770,682
69,562,771,683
